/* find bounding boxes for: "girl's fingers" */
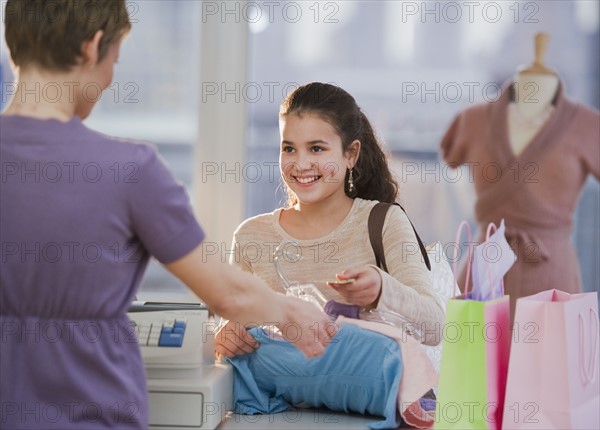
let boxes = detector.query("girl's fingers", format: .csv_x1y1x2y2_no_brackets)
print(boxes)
337,268,364,280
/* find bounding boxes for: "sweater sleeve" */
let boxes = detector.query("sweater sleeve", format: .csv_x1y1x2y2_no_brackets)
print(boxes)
229,229,254,273
374,206,444,346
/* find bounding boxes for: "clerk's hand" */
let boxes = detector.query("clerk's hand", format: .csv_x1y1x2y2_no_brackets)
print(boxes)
274,295,337,359
215,321,259,358
327,266,382,308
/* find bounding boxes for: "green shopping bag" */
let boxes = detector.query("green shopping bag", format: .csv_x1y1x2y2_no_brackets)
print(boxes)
435,221,512,429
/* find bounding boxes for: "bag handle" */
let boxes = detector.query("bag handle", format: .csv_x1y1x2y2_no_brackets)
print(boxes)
452,221,473,295
485,223,497,239
483,222,505,299
367,202,431,272
579,307,599,385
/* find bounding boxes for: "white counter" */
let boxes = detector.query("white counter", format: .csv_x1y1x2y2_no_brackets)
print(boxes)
218,409,379,429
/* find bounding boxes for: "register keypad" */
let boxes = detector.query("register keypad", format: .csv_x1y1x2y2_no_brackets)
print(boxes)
133,319,187,347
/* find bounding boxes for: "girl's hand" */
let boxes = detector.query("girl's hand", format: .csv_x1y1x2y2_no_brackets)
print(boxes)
327,266,382,308
215,320,259,358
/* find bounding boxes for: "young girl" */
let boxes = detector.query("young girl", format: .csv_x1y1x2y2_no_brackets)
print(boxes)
216,82,444,357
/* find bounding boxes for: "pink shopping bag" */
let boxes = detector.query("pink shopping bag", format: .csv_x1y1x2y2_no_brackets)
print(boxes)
502,289,599,429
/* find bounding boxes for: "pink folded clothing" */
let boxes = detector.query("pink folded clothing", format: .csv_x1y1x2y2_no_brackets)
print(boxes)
337,316,438,428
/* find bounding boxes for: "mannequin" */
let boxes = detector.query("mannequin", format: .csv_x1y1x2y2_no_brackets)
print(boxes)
509,33,559,155
440,32,599,318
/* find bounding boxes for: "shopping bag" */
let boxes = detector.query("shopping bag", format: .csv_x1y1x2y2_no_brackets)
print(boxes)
436,221,513,430
502,289,599,429
423,242,461,376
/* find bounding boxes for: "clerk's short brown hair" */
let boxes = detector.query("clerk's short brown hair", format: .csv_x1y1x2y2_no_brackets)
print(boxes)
4,0,131,72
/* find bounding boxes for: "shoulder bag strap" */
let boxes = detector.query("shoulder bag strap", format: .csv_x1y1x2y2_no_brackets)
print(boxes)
367,202,431,272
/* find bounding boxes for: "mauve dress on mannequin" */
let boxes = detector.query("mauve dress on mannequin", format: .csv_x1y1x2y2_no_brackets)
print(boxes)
441,81,599,315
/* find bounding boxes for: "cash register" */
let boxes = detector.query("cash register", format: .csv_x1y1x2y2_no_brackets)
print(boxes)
128,301,233,430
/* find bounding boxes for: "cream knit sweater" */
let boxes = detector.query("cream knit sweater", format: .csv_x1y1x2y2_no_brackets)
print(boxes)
230,198,444,345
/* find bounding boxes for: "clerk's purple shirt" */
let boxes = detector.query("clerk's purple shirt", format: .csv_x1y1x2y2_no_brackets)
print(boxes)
0,115,204,429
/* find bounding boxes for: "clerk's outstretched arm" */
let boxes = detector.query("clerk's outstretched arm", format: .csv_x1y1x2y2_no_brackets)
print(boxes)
166,244,334,358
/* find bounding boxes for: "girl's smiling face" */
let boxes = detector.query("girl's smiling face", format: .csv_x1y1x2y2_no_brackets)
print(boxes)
279,112,357,206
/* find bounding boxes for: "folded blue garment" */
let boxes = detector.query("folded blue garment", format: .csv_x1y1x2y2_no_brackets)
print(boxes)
225,324,403,430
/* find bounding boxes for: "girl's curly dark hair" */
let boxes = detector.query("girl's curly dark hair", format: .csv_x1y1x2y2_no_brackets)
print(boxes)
280,82,399,206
